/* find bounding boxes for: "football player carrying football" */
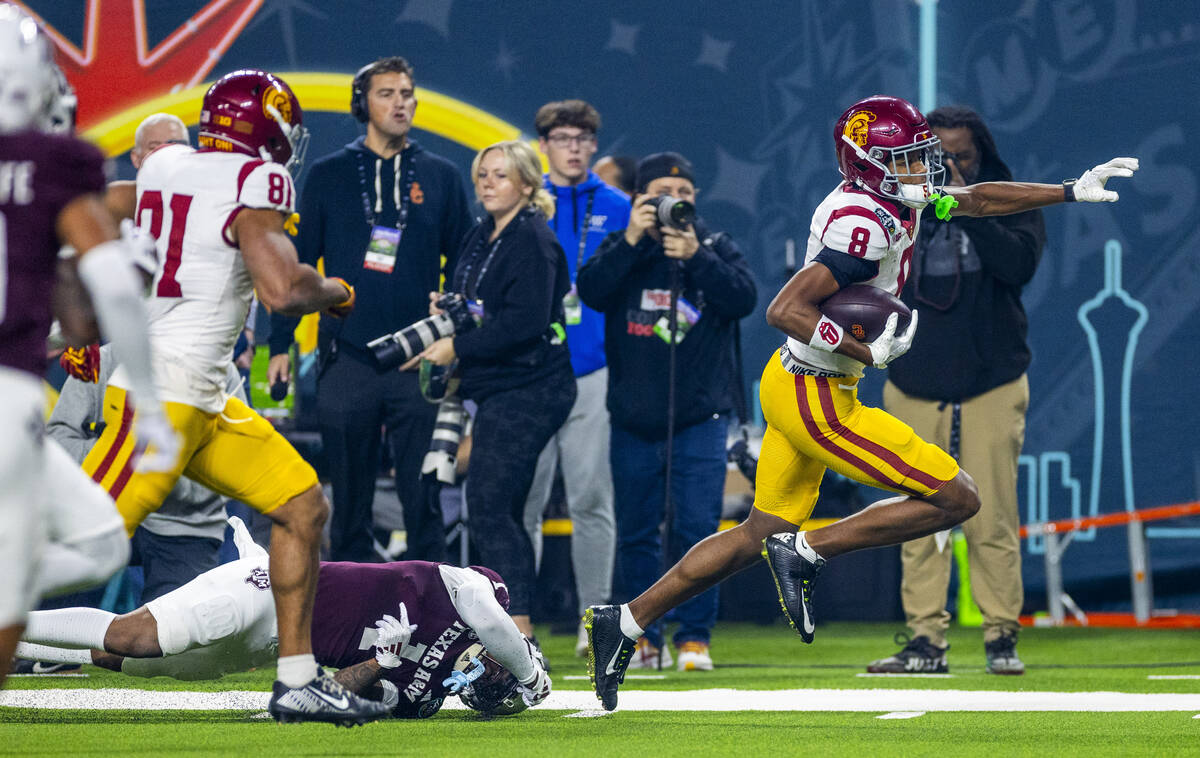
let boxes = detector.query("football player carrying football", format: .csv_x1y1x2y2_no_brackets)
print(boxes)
17,518,552,719
94,69,384,725
0,6,173,687
586,94,1137,710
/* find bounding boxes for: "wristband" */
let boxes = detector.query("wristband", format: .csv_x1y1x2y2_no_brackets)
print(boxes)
808,315,844,352
1063,179,1077,202
330,276,354,306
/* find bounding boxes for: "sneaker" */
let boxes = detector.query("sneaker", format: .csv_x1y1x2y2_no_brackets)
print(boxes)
10,658,81,675
867,633,949,674
762,532,825,643
574,619,589,658
676,641,713,672
985,632,1025,675
627,638,672,670
268,668,391,726
584,605,637,711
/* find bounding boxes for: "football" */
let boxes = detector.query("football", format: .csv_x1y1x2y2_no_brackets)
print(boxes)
819,285,911,343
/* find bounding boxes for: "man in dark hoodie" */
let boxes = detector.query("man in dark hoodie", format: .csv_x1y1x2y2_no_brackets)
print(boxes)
268,56,472,563
867,106,1045,677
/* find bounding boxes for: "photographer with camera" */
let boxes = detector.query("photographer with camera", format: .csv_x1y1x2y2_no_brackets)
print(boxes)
576,152,756,671
408,140,576,648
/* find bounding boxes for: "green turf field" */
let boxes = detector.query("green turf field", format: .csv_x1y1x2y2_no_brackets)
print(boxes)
3,622,1198,756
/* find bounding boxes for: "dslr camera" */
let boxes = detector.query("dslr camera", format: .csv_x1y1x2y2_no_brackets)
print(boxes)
367,292,477,371
645,195,695,230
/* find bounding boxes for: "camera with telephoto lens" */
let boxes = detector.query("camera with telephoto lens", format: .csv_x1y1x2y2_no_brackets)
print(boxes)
367,292,477,371
646,194,695,230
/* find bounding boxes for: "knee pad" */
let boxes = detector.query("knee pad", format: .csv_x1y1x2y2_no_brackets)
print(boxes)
155,593,240,656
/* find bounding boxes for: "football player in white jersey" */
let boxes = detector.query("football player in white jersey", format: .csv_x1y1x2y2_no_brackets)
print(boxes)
586,94,1137,710
95,69,387,726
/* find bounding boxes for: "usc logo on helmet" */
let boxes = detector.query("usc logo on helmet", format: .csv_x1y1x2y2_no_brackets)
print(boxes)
261,84,292,123
844,111,876,147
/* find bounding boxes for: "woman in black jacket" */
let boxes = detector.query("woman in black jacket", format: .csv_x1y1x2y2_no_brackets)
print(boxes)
414,140,575,643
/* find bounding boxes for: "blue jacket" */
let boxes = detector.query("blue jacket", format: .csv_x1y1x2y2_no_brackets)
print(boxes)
544,171,631,377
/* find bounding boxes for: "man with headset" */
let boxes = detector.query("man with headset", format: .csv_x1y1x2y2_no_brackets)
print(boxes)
269,56,472,562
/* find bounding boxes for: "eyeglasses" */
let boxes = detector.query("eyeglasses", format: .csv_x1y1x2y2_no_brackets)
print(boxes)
546,132,596,148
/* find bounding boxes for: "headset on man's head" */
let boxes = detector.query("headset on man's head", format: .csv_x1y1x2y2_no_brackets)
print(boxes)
350,56,415,123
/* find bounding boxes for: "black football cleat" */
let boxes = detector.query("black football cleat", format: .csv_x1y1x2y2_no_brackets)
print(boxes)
10,658,82,675
584,605,637,711
763,532,825,643
268,668,391,727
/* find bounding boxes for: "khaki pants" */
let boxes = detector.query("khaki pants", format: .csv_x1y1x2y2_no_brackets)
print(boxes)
883,374,1028,646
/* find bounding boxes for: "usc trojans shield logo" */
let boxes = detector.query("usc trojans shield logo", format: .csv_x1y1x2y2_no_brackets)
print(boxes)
844,111,876,147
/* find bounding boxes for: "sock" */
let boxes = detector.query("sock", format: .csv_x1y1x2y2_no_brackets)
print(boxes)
276,653,318,688
14,642,93,665
619,604,644,640
23,608,115,650
795,531,825,563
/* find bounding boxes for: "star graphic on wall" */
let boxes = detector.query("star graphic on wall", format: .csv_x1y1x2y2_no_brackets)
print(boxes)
695,32,733,72
395,0,453,39
493,39,518,83
246,0,327,68
604,19,639,55
15,0,263,130
704,146,769,216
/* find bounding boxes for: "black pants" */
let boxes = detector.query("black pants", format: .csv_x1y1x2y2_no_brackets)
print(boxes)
467,367,576,616
317,349,442,562
130,527,223,604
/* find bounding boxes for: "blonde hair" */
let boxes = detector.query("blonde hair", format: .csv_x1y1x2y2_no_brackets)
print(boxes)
471,140,555,220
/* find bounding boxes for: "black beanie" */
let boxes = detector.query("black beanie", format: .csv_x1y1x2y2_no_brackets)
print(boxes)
636,152,694,192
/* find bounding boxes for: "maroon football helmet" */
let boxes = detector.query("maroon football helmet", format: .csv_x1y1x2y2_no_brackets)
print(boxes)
198,69,309,173
834,95,943,208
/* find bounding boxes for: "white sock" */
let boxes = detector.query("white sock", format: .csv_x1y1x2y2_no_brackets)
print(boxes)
276,653,318,688
23,608,115,649
795,531,825,563
14,642,93,665
619,604,644,640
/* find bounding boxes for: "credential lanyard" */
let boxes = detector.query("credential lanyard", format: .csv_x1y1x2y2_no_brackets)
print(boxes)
574,189,596,277
355,151,415,230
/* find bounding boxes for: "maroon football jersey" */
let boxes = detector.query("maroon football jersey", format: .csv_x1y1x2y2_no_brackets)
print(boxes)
0,131,106,377
311,560,508,707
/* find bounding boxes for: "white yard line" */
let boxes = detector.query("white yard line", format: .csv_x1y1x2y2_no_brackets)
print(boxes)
4,688,1200,712
857,673,954,679
1147,675,1200,680
876,711,926,719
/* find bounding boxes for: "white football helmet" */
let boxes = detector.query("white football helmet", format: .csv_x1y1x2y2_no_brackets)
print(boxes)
0,4,58,134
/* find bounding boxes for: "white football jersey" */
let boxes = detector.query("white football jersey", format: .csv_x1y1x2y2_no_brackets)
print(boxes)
786,182,921,377
113,144,295,413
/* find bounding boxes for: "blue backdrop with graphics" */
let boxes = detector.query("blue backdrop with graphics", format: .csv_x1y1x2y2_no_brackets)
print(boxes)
34,0,1200,613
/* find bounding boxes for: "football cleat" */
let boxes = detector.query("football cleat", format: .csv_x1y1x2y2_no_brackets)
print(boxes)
584,605,637,711
10,658,81,675
676,641,713,672
763,532,825,643
867,633,949,674
268,668,391,727
626,638,672,671
984,632,1025,675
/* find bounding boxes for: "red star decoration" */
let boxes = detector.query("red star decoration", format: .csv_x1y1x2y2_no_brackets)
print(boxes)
15,0,263,131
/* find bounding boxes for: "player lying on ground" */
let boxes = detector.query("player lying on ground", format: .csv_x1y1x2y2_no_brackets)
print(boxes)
17,519,551,718
585,94,1138,710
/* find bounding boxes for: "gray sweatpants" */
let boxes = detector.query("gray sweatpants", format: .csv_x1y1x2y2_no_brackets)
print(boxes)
522,367,615,614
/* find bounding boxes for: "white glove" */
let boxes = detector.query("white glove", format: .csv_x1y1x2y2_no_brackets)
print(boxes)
119,218,160,279
1074,157,1138,202
133,409,180,473
373,602,418,669
518,662,551,707
869,310,919,369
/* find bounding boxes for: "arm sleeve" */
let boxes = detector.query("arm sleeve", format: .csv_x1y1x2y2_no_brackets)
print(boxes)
576,231,656,312
812,247,881,288
954,208,1045,287
452,229,558,361
442,568,536,683
684,226,757,319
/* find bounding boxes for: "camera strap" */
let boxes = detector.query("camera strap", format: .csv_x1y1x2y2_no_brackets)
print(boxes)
574,190,596,276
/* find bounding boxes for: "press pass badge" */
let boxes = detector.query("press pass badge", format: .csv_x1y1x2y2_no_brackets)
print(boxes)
653,297,700,344
364,225,401,273
563,284,583,325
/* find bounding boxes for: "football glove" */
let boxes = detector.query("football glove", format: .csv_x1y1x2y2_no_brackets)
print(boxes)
517,635,551,707
119,219,159,279
373,602,418,669
59,343,101,383
132,409,181,473
869,310,919,369
1074,157,1139,202
325,277,355,318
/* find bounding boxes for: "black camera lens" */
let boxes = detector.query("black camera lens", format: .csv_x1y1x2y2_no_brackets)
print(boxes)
649,195,695,230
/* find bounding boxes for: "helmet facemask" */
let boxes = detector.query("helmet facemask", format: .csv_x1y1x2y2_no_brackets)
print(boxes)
263,101,309,176
450,644,527,716
842,133,945,209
